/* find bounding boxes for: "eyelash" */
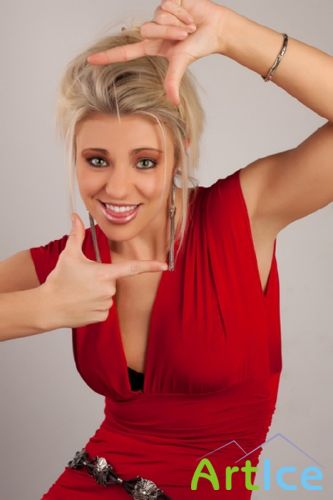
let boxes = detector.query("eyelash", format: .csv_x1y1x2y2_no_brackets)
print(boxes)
85,156,158,170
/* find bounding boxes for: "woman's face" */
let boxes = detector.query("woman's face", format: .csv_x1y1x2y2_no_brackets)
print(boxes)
75,112,177,245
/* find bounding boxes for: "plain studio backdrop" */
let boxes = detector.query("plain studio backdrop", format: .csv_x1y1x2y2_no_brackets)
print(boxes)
0,1,332,499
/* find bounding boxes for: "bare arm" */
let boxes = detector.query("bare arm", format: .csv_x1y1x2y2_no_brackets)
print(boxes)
219,9,333,122
0,249,55,341
0,249,40,293
0,285,53,341
87,1,333,230
0,214,167,341
217,8,333,231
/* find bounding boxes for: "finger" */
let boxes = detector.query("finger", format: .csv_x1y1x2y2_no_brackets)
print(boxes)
160,0,195,25
165,51,194,106
87,41,146,64
65,213,86,255
109,260,168,278
140,21,190,40
154,9,196,31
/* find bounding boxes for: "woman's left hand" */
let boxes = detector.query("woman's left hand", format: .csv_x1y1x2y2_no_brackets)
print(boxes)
87,0,231,106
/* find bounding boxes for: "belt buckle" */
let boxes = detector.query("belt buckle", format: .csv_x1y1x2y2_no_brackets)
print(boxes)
67,449,171,499
132,477,164,499
67,449,88,469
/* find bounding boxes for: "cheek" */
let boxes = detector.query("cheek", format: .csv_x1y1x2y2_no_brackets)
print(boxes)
137,172,169,201
76,168,101,196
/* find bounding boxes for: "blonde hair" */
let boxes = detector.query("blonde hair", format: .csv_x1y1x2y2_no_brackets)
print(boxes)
55,25,205,259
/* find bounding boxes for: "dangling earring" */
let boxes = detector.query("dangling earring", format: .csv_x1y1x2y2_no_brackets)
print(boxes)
88,212,102,263
168,175,177,271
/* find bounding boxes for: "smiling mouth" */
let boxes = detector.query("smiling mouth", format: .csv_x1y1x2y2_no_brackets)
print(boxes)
99,201,141,211
98,200,142,222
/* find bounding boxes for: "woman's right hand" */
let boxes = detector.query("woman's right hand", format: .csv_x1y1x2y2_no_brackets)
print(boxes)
42,213,168,330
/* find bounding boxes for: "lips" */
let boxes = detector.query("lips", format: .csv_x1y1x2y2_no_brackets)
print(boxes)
99,200,141,224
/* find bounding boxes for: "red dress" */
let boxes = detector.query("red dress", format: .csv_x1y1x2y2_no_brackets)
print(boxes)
30,168,282,499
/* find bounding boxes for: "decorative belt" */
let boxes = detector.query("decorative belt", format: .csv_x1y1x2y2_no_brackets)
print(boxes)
67,448,171,499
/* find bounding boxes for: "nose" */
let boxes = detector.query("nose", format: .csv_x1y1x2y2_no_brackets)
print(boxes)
104,165,132,200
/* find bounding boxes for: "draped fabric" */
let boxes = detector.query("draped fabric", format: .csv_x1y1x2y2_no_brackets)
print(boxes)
30,168,282,499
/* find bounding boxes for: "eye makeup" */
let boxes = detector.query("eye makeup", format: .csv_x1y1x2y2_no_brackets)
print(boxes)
84,156,158,170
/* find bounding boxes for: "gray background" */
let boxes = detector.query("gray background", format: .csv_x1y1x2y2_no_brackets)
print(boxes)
0,1,332,498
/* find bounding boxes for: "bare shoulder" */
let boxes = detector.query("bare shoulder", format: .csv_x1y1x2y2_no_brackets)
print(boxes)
0,249,40,293
238,157,268,221
238,159,279,294
239,163,257,220
238,156,280,236
238,126,333,234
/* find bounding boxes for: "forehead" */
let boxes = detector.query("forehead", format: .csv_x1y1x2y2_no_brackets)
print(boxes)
75,112,173,151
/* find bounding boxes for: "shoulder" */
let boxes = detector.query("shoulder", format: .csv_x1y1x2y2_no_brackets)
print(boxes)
30,225,92,256
197,165,265,225
195,168,243,213
29,225,92,284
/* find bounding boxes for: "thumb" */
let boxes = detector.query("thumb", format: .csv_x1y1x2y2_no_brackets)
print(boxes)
65,212,86,255
165,52,192,107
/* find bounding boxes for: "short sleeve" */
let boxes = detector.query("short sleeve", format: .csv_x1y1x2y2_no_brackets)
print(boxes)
29,234,69,285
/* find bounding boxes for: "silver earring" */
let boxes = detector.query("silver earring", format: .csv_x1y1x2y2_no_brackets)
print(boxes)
168,176,177,271
89,212,102,263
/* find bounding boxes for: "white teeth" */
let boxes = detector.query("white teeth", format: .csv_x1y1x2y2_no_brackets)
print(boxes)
105,203,138,213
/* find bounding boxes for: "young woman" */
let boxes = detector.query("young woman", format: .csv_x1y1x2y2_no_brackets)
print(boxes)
1,0,332,498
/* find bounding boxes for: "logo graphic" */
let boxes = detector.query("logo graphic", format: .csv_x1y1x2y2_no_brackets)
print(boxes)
191,433,324,492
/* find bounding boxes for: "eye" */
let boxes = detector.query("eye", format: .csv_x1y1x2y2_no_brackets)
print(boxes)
86,156,108,168
136,158,157,170
84,156,157,169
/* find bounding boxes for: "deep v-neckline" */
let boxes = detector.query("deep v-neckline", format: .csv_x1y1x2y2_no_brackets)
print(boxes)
95,224,179,395
113,260,170,395
94,188,198,396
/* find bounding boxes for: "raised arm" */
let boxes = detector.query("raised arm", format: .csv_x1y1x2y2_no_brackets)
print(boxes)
87,0,333,232
220,10,333,122
218,8,333,232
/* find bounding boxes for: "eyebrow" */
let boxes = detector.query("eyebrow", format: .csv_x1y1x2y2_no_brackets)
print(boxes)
81,147,163,155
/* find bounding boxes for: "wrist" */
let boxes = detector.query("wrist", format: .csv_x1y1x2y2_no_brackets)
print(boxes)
216,6,284,78
37,283,62,331
216,6,248,57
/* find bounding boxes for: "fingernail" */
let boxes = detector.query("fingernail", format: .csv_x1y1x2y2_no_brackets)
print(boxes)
160,263,168,270
188,24,197,32
87,53,107,64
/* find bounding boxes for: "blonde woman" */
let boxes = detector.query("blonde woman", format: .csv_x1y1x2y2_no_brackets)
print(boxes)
1,0,332,498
